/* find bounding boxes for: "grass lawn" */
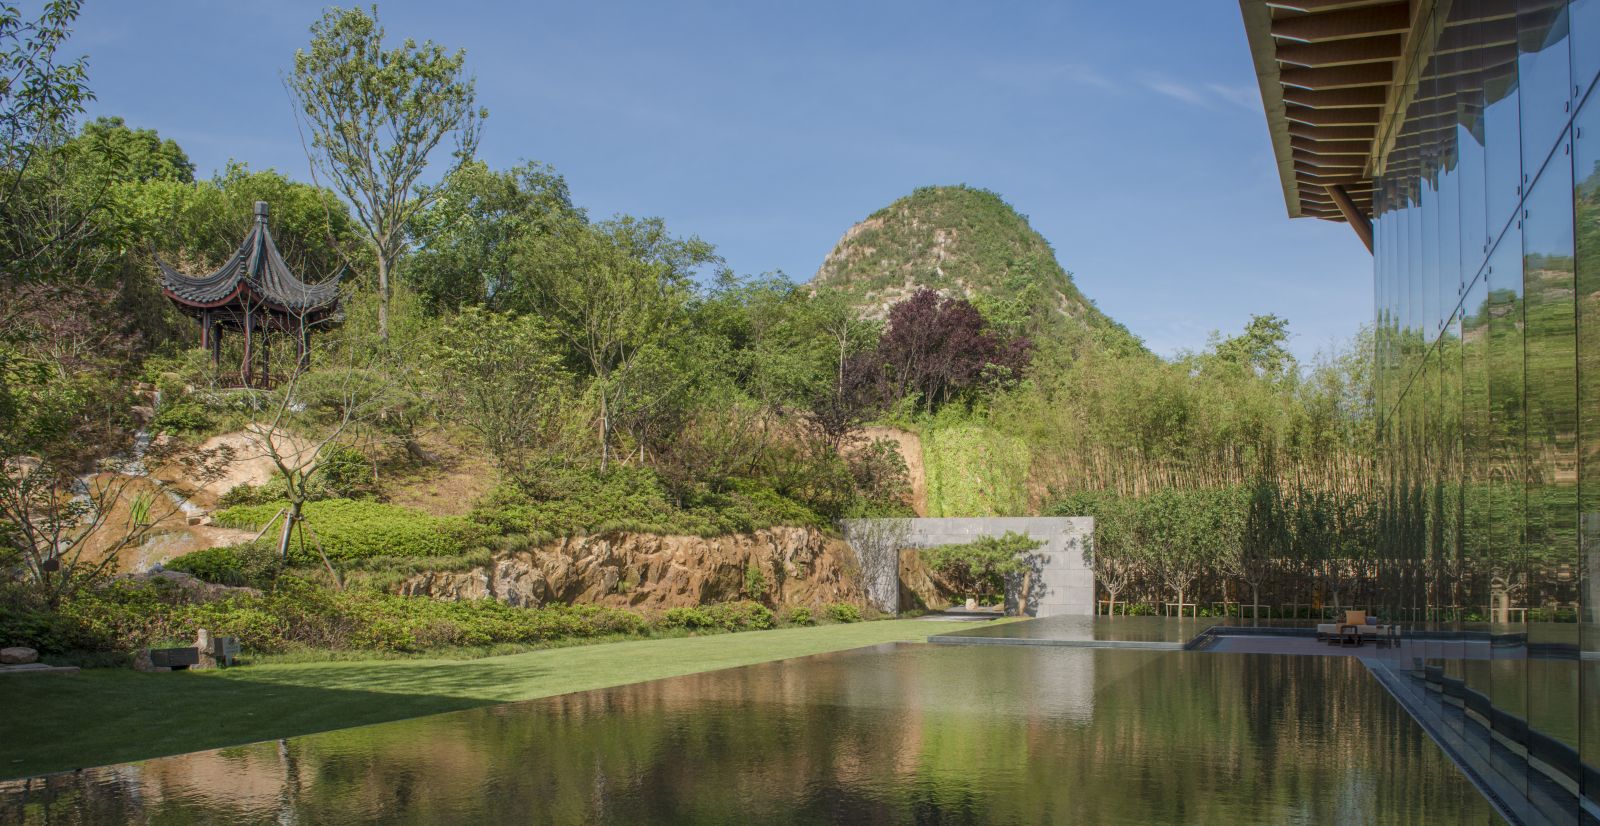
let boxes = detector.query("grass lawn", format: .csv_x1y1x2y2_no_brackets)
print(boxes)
0,617,985,781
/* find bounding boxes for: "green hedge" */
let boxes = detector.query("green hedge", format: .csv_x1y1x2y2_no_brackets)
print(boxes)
212,499,482,562
471,466,825,540
27,578,649,655
165,543,282,588
4,577,845,657
658,601,775,632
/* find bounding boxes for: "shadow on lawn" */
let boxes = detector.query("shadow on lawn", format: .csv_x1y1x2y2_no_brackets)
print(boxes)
0,668,502,782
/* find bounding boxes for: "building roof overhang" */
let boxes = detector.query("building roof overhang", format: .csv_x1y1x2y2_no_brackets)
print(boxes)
1239,0,1438,243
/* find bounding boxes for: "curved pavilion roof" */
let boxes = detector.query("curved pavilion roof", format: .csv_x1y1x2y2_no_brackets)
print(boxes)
158,201,342,313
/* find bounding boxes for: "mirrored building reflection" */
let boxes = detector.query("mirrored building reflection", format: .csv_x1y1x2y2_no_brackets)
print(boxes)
1241,1,1597,821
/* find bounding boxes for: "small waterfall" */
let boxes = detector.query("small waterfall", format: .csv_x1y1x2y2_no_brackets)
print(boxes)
65,387,208,571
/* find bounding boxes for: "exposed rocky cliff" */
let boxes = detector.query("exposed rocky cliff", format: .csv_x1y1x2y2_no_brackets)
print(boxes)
398,526,954,613
396,526,881,610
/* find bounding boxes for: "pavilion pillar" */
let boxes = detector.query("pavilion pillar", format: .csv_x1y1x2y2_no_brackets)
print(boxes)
198,311,210,351
261,318,272,388
242,308,255,388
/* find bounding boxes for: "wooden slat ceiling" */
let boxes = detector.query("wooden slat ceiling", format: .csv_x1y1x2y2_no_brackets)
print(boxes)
1241,0,1432,224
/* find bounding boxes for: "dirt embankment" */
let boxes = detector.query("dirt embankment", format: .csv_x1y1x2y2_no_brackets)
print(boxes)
859,426,924,516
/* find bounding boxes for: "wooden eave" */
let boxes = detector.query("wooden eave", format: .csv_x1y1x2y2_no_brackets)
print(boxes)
1240,0,1438,230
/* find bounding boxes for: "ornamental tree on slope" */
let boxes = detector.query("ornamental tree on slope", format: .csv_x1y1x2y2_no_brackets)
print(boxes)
875,288,1030,411
290,5,485,339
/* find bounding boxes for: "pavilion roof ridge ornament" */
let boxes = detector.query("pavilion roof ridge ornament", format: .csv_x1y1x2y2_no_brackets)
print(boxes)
157,200,344,312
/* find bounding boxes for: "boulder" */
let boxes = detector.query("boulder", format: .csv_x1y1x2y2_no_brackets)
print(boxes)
116,569,261,601
131,648,171,673
0,646,38,665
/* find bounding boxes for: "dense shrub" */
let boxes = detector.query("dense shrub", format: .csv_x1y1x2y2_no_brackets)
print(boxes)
826,603,862,623
310,443,376,499
148,400,213,435
743,562,768,600
165,543,282,589
0,598,120,655
15,575,842,657
218,481,286,508
659,601,774,632
471,465,825,540
45,577,652,654
213,499,482,562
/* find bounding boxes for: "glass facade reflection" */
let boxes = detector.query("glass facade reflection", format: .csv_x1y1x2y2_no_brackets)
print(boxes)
1371,1,1597,820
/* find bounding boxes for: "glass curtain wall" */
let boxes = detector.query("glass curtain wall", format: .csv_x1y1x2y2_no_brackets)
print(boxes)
1371,0,1594,820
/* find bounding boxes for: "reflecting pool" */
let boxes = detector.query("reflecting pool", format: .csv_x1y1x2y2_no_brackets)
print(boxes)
0,644,1497,824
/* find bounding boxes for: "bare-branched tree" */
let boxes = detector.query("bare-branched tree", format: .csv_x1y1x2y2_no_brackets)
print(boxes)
841,517,911,614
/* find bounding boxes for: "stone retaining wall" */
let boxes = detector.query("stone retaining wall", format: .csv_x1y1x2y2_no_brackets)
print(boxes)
845,516,1094,616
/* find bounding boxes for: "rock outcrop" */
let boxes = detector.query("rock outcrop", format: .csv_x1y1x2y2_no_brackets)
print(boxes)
396,526,868,610
1,646,38,665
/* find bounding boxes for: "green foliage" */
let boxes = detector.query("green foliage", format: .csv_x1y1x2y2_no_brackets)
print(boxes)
133,162,365,284
37,577,654,655
743,562,769,600
0,595,118,655
290,3,486,338
218,481,287,509
148,399,213,435
406,160,579,312
920,531,1043,602
428,306,571,469
310,443,375,500
165,543,284,589
825,603,862,623
1204,314,1296,382
213,499,481,563
923,419,1030,517
68,116,192,182
783,606,814,626
506,211,720,468
470,465,826,540
660,601,775,632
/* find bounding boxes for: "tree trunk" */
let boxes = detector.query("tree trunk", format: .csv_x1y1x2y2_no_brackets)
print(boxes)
599,391,610,472
376,253,390,341
278,499,302,563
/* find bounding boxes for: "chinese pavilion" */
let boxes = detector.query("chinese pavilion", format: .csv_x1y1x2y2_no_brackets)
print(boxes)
157,201,344,387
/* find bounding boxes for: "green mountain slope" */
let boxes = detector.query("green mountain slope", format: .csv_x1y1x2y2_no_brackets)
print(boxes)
810,185,1142,351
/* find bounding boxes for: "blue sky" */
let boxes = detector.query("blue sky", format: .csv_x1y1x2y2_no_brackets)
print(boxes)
67,1,1371,362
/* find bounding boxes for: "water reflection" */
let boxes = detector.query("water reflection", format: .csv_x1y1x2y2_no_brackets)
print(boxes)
1,645,1495,824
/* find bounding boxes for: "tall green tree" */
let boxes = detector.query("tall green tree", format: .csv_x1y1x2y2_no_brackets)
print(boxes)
429,306,571,472
511,214,718,470
290,4,485,339
69,116,192,182
406,160,577,312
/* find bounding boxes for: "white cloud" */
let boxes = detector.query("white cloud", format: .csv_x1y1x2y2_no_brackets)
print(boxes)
1206,82,1261,110
1142,78,1260,110
978,61,1118,95
1144,78,1210,106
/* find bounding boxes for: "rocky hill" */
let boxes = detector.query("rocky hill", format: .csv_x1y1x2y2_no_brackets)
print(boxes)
811,185,1142,351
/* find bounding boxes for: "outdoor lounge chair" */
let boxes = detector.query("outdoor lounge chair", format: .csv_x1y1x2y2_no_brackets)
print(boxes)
1316,610,1374,643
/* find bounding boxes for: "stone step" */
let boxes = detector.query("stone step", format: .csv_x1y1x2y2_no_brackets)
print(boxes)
0,663,80,676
